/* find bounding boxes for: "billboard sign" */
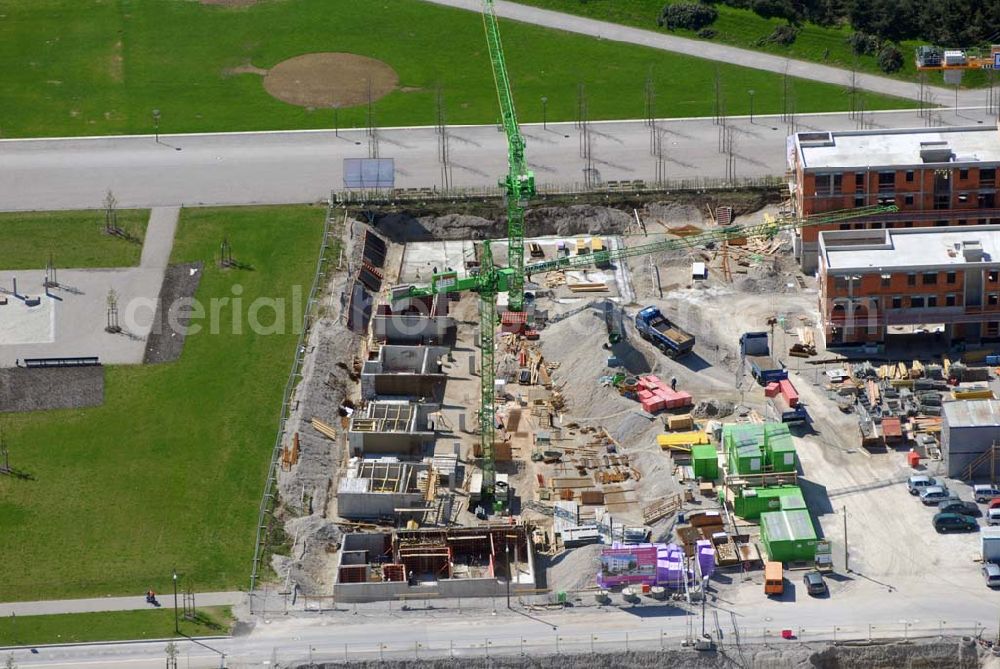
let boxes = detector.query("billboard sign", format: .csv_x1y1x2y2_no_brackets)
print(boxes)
344,158,395,189
597,546,657,588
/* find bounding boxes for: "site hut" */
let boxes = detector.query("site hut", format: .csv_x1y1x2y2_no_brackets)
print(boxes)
788,124,1000,274
759,509,819,563
733,485,806,520
691,444,720,480
942,399,1000,478
818,226,1000,346
724,424,765,475
333,525,536,603
763,423,797,473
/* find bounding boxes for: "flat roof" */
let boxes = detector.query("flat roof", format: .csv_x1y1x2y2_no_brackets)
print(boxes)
761,509,817,543
796,126,1000,170
944,400,1000,428
821,225,1000,271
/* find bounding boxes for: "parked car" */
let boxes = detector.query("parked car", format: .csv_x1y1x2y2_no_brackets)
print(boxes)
974,484,1000,503
920,486,958,506
802,571,827,596
938,500,981,516
988,498,1000,510
983,563,1000,588
933,512,979,532
908,475,937,495
988,508,1000,526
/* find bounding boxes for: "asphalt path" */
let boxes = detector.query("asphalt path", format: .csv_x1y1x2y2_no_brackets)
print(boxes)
2,108,996,212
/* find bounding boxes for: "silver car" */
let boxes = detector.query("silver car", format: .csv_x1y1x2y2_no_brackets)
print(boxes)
920,486,957,505
984,563,1000,588
908,475,937,495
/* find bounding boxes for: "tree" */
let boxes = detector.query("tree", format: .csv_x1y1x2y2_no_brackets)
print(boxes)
658,3,718,31
878,45,904,73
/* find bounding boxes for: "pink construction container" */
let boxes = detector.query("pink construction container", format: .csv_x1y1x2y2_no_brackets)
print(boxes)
764,382,780,398
641,397,665,413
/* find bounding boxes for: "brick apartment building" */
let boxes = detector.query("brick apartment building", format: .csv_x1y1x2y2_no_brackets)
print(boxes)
788,123,1000,274
817,226,1000,345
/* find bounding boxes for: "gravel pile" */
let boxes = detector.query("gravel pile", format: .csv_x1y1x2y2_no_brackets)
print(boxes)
143,261,204,364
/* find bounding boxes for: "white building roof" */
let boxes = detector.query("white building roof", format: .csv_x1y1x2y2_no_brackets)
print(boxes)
821,226,1000,271
796,126,1000,170
943,400,1000,428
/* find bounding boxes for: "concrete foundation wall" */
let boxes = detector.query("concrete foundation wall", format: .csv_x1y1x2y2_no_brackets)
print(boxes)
347,431,433,457
333,578,536,603
373,315,455,345
337,491,424,520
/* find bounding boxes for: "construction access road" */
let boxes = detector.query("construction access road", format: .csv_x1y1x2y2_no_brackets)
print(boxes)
1,107,997,212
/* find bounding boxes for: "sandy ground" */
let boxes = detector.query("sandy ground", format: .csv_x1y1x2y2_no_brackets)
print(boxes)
263,53,399,108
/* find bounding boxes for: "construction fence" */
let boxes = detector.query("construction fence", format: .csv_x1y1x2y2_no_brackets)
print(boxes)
332,175,785,206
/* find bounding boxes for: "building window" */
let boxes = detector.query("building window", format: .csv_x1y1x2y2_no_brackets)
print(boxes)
959,219,968,226
990,294,1000,306
988,322,1000,336
839,223,851,230
878,171,895,189
960,168,969,180
904,222,914,228
946,294,957,306
922,272,937,285
907,273,916,286
905,170,915,182
881,274,891,287
834,276,848,290
927,296,937,307
814,173,843,195
904,195,914,205
934,220,948,226
989,271,999,282
911,296,925,308
981,168,996,185
946,271,956,284
854,195,865,207
891,296,902,309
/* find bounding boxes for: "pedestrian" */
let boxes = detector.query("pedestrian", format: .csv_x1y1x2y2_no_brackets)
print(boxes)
671,377,677,391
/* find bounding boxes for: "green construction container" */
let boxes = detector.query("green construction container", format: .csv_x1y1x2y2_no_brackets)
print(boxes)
779,493,807,511
764,423,797,473
723,424,765,475
760,509,818,562
691,444,719,480
733,485,803,519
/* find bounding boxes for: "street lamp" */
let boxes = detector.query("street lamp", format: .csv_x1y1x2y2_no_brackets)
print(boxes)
333,102,340,138
152,109,161,143
747,90,755,123
505,544,511,609
541,96,548,130
172,569,179,635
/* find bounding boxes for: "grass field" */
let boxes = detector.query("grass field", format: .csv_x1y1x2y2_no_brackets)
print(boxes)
0,606,233,646
0,205,327,601
515,0,990,89
0,210,149,270
0,0,916,139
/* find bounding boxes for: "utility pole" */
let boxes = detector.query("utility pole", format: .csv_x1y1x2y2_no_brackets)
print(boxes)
541,96,548,130
747,89,755,124
843,507,849,572
505,544,511,609
152,109,161,143
172,569,179,635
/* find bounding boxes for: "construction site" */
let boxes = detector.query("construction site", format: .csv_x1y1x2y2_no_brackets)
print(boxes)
261,3,1000,656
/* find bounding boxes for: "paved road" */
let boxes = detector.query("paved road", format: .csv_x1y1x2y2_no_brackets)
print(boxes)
1,108,996,212
427,0,984,105
0,592,243,617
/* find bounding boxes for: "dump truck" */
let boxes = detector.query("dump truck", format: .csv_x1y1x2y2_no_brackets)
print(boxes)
740,332,787,385
635,306,695,357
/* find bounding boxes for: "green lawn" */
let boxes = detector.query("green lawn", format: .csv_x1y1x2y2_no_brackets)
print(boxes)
515,0,990,89
0,607,233,647
0,0,915,138
0,210,149,270
0,204,328,601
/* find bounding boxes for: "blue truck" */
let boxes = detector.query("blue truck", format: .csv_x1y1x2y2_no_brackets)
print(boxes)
740,332,788,386
635,306,695,357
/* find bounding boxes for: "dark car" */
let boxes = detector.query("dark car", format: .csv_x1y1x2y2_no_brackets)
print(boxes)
938,500,982,517
803,571,827,596
933,512,979,533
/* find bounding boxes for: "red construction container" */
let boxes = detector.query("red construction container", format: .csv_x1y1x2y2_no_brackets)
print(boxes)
779,379,799,407
764,382,780,398
641,397,665,413
908,450,920,468
637,389,654,402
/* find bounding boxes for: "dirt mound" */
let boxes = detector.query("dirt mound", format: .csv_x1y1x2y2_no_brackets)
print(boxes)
264,53,399,108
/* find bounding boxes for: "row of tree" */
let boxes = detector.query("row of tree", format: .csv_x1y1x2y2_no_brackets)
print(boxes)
703,0,1000,47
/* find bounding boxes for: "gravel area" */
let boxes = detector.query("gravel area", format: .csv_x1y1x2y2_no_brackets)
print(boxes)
0,366,103,413
142,262,203,364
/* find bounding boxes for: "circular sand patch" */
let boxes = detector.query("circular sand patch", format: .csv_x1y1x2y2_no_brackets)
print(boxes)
263,53,399,108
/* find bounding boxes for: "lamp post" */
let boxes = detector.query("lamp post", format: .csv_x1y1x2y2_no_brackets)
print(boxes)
152,109,161,143
541,96,548,130
747,90,755,123
172,569,179,635
505,544,511,609
333,103,340,138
